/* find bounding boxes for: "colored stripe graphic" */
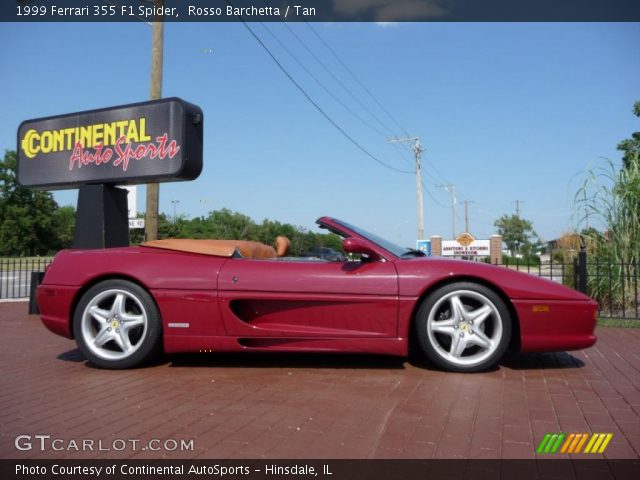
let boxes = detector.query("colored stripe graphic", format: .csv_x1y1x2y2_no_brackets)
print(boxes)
575,433,589,453
539,433,613,454
537,434,552,453
537,433,565,453
560,433,575,453
550,433,565,453
584,433,614,454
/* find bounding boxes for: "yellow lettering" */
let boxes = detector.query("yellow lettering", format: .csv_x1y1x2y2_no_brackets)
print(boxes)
20,129,40,158
80,126,92,148
116,120,129,138
139,117,151,142
63,128,75,150
40,131,53,153
125,120,138,143
30,132,40,157
21,116,159,157
93,124,103,145
103,122,115,146
52,130,64,152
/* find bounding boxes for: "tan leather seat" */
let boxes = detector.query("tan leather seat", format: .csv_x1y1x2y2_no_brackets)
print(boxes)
275,236,291,257
143,239,277,259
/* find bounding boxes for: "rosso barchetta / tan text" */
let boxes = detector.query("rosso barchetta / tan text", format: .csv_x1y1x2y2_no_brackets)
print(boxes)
188,5,316,17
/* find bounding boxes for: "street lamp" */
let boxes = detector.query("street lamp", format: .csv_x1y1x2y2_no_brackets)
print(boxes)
171,200,180,223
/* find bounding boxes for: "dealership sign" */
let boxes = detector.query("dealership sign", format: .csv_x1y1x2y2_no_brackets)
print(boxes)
17,98,203,189
442,233,490,256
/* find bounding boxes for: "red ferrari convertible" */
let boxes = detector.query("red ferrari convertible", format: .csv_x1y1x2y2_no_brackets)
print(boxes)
37,216,597,372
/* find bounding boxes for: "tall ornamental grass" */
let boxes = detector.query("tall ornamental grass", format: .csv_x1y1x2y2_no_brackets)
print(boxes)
575,158,639,315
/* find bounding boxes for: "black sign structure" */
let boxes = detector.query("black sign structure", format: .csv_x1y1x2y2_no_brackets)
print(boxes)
17,97,203,189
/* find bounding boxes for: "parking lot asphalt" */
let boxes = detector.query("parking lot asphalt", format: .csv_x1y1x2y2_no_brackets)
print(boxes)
0,301,639,460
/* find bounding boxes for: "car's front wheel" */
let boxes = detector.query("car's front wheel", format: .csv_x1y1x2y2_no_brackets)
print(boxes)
73,279,162,369
415,282,512,372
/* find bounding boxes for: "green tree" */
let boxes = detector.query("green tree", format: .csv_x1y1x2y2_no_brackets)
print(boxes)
617,101,640,170
0,150,60,255
134,207,345,256
52,205,76,250
494,214,538,256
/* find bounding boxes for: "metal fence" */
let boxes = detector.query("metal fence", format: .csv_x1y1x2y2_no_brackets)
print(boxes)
490,253,639,320
1,254,638,320
0,258,51,300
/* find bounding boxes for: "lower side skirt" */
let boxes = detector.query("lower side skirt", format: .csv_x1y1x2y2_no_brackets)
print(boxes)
164,335,408,357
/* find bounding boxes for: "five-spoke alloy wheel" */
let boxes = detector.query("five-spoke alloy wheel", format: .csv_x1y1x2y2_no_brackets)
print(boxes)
416,282,512,372
73,279,162,369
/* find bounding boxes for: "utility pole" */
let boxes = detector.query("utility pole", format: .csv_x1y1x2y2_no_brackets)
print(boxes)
388,136,424,240
438,184,456,238
512,200,523,218
463,200,475,233
171,200,180,223
144,0,164,241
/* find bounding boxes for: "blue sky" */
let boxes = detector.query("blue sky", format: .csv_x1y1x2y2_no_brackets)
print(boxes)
1,22,638,246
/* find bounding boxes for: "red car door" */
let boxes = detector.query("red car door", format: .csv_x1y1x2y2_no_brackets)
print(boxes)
217,258,398,338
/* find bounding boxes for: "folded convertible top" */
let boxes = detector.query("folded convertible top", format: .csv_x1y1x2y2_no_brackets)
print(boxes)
142,239,278,259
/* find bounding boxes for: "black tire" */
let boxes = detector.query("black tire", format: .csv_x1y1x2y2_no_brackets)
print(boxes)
415,282,512,372
73,279,163,369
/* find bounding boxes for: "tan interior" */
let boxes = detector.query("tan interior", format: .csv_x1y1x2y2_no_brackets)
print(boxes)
143,237,291,259
275,236,291,257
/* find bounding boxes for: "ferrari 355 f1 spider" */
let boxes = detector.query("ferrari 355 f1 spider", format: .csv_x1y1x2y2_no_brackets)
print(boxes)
37,217,597,372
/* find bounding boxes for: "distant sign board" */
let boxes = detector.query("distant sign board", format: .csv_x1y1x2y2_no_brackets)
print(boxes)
17,98,203,189
416,240,431,256
129,218,145,229
120,185,137,218
442,233,490,256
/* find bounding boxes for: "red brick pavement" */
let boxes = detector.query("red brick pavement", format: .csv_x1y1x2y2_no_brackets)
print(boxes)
0,301,639,460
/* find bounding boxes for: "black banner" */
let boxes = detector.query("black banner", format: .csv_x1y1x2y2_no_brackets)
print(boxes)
17,98,203,189
2,459,640,480
3,0,640,22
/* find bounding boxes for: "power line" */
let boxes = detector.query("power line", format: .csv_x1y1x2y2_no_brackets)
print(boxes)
237,20,413,174
260,24,390,138
422,179,449,209
438,184,457,238
261,23,414,171
422,156,451,185
285,23,400,139
389,136,424,239
306,22,411,137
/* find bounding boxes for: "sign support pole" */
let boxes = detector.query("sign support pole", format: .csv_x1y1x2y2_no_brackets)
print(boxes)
145,0,165,241
72,185,129,249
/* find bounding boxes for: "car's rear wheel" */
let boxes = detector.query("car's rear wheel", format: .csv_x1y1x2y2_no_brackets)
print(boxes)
73,279,162,369
415,282,511,372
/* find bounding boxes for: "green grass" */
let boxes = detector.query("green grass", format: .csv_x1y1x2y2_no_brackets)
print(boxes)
597,317,640,328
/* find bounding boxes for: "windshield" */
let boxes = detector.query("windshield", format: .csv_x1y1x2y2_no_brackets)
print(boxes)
331,219,410,258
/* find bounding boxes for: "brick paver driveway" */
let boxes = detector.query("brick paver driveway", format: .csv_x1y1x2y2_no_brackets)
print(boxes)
1,301,639,460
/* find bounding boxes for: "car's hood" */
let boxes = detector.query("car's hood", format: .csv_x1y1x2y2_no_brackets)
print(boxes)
398,257,591,301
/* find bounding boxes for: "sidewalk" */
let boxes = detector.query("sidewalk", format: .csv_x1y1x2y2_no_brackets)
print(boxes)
0,301,638,460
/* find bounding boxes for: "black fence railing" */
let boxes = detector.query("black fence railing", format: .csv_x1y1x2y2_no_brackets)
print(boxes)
1,254,638,320
0,258,51,300
489,253,639,320
584,258,639,320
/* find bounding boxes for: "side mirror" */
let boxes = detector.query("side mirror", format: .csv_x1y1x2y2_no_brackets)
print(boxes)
342,237,380,260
